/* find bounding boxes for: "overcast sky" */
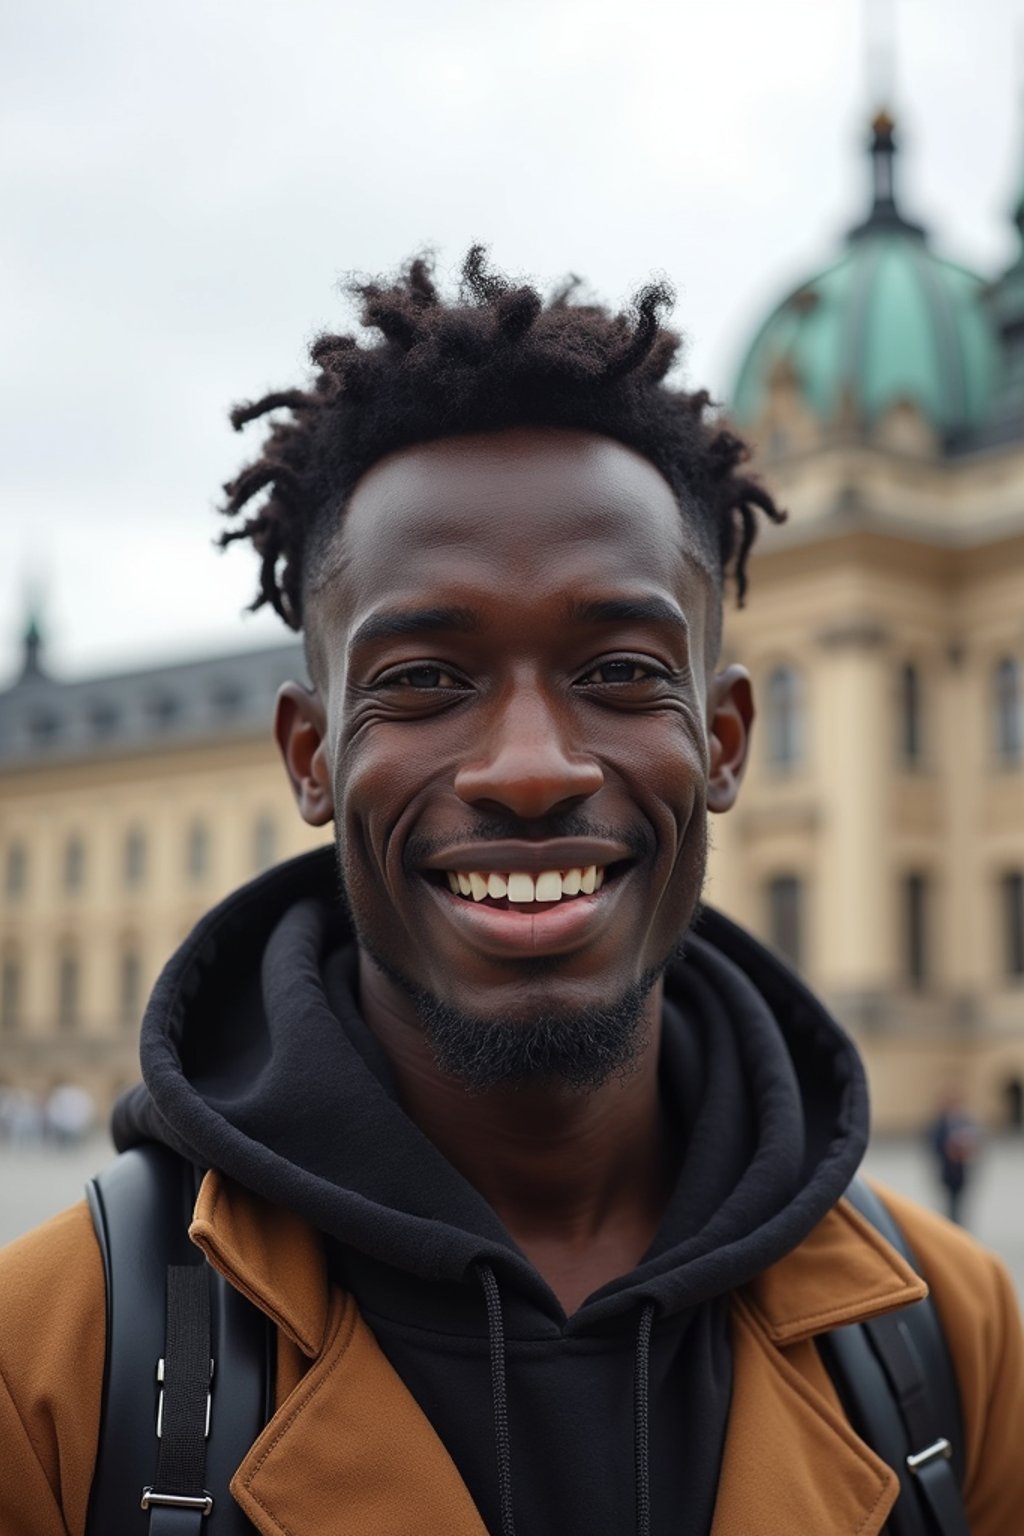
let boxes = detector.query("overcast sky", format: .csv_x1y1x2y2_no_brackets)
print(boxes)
3,0,1022,683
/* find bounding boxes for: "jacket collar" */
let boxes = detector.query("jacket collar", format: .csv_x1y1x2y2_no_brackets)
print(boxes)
190,1171,925,1536
191,1169,926,1353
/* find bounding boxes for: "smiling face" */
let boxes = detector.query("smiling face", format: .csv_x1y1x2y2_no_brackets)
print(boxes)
277,426,752,1083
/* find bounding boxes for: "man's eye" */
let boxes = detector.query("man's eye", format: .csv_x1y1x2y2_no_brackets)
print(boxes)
580,659,659,685
382,664,463,690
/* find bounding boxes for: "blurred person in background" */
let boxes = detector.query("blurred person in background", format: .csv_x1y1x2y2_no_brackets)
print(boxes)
928,1090,982,1227
0,252,1021,1536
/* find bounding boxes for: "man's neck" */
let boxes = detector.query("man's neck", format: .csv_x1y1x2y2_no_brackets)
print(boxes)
356,959,679,1313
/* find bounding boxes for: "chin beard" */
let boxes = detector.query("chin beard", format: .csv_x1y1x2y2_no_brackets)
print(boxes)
361,944,672,1091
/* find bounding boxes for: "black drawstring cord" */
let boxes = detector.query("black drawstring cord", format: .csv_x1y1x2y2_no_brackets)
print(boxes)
634,1301,655,1536
478,1263,517,1536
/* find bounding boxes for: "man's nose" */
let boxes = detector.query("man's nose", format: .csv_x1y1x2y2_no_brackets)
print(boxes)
453,686,604,819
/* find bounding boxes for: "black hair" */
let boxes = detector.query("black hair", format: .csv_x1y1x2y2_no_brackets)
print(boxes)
219,247,784,633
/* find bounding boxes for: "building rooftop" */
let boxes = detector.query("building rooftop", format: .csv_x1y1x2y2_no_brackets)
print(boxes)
0,624,306,770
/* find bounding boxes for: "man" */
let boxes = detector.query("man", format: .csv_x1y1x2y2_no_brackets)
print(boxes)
1,250,1022,1535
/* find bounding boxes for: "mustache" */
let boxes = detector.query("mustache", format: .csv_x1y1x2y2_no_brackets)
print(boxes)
403,815,654,870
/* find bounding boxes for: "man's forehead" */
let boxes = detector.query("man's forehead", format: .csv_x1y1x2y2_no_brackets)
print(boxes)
318,427,711,608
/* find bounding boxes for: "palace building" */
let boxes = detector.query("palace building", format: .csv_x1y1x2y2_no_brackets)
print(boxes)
0,635,328,1110
706,110,1024,1130
1,110,1022,1128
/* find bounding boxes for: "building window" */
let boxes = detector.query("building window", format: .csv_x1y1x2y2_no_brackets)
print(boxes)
119,946,142,1027
210,681,244,719
1002,872,1024,980
994,656,1022,765
903,873,929,990
57,947,79,1030
64,835,85,893
1,953,20,1033
148,694,180,730
88,700,119,739
4,841,27,899
186,820,210,882
899,661,923,766
124,826,147,888
252,815,277,872
765,665,804,770
767,875,803,968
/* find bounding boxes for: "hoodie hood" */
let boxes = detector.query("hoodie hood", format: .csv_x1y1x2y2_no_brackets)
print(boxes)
114,846,869,1330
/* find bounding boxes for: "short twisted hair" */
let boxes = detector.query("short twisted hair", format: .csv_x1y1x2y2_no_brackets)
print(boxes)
219,248,783,638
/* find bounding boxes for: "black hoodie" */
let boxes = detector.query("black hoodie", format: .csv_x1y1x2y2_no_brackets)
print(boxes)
114,847,869,1536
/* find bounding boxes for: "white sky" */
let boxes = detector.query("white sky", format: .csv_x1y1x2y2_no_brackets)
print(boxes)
3,0,1023,683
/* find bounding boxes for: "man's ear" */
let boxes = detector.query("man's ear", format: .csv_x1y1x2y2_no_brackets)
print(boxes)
274,682,335,826
706,664,754,814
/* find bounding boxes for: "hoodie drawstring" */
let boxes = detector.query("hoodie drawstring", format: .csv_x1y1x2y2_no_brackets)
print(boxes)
634,1302,656,1536
478,1264,657,1536
478,1263,517,1536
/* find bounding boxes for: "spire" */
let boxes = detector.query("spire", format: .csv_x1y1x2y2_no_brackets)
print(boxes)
847,109,925,241
19,608,45,682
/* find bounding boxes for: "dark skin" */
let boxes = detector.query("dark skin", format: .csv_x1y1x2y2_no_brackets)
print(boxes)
276,427,753,1313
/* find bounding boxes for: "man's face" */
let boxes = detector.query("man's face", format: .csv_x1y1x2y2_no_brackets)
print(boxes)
286,427,750,1066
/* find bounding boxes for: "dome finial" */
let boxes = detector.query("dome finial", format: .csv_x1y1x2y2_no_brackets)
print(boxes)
847,105,925,241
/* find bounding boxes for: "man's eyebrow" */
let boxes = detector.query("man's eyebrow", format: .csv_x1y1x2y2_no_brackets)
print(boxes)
349,605,482,651
564,596,690,635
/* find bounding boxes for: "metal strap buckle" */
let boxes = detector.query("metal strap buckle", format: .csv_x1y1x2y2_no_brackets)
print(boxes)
906,1437,953,1474
140,1487,214,1515
155,1356,214,1438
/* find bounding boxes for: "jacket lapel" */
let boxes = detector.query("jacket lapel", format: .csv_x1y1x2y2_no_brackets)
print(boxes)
194,1174,927,1536
711,1192,927,1536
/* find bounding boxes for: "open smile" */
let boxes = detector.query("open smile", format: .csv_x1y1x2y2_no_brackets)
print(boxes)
420,858,634,956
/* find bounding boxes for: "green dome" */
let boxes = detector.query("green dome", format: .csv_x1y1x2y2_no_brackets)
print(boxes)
732,116,1001,439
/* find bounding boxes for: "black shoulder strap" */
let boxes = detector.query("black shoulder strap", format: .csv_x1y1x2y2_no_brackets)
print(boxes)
818,1177,970,1536
85,1144,273,1535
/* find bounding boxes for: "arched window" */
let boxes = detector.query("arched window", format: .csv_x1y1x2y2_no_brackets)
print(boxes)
765,664,804,769
252,814,277,872
994,656,1022,765
124,826,146,888
57,944,79,1030
767,875,803,967
5,841,27,899
1,949,21,1033
64,834,85,893
899,661,923,765
186,820,210,882
119,944,142,1028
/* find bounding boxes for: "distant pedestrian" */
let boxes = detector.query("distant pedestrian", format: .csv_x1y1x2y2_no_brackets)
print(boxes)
929,1092,981,1225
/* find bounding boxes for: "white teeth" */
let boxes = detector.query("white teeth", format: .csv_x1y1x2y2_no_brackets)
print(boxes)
444,865,609,902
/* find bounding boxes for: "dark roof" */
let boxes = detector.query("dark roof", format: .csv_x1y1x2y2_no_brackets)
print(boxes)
0,640,308,770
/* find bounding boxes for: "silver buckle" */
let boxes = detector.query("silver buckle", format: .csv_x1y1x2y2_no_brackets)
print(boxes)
140,1488,214,1515
155,1357,214,1438
906,1437,953,1474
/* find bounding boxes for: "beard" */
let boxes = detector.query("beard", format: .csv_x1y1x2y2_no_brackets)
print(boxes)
356,936,673,1092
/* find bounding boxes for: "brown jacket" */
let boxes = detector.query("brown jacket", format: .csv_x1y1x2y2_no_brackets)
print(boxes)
1,1172,1021,1535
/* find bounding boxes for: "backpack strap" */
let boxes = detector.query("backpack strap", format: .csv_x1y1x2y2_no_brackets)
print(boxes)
818,1177,970,1536
85,1144,273,1535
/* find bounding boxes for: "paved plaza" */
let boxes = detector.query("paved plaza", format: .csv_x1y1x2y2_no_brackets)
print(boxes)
2,1130,1022,1303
